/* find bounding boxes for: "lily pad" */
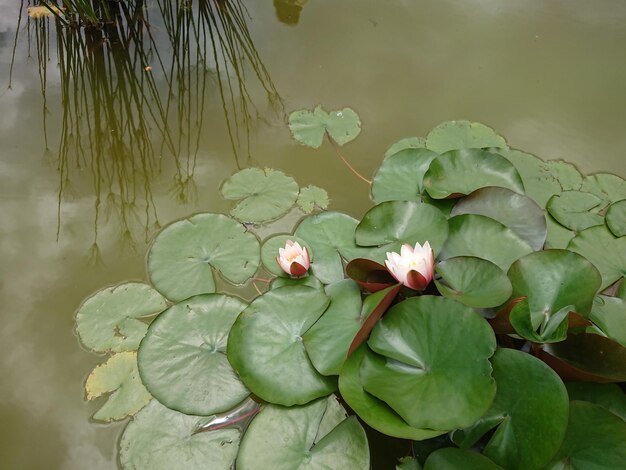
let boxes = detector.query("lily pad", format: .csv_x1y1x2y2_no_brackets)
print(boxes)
75,282,167,353
85,352,151,422
606,199,626,237
147,213,260,301
450,187,547,250
581,173,626,210
568,224,626,290
270,275,323,290
361,296,496,431
425,120,506,154
297,185,329,213
371,148,439,203
137,294,249,416
355,201,449,259
423,149,524,199
338,345,445,440
261,234,313,278
236,396,370,470
544,401,626,470
545,214,575,249
227,286,335,405
434,256,512,308
453,348,569,470
547,190,604,232
397,457,422,470
385,137,426,157
589,295,626,347
220,168,299,223
566,382,626,421
423,448,503,470
440,214,533,271
508,299,571,343
288,106,361,148
119,400,240,470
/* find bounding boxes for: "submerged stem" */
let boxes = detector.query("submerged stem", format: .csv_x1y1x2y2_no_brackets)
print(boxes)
326,134,372,185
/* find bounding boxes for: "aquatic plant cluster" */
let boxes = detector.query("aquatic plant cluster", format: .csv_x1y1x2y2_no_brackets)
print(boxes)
75,110,626,469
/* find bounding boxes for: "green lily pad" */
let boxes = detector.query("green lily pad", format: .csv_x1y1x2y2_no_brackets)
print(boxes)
355,201,449,260
119,400,240,470
453,348,569,470
147,213,260,301
423,448,503,470
236,396,369,470
434,256,512,308
227,286,335,406
589,295,626,347
425,120,507,154
288,106,361,148
297,185,329,213
606,199,626,237
371,148,439,203
270,275,323,290
423,149,524,199
547,190,604,232
440,214,534,271
338,345,445,440
507,250,602,329
303,280,363,376
544,401,626,470
581,173,626,210
361,296,496,431
220,168,299,223
508,299,571,343
385,137,426,157
566,382,626,421
75,282,167,353
545,214,575,249
397,456,422,470
85,352,151,422
450,187,547,250
261,234,313,278
138,294,249,416
568,224,626,290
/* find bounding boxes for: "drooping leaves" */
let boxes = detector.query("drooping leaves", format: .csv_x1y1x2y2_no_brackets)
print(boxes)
288,106,361,148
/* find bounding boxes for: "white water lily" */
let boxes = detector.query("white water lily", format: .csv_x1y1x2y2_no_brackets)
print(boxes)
276,240,310,276
384,241,434,291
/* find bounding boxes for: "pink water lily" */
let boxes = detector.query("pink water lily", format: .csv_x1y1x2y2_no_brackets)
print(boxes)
384,241,434,291
276,240,310,277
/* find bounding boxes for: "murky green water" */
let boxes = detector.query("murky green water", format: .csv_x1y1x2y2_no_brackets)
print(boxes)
1,1,625,468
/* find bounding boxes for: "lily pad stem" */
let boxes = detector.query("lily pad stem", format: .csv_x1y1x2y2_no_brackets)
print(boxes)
326,133,372,185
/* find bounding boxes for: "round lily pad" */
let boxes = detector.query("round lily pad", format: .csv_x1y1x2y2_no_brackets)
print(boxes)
440,214,534,271
423,149,524,199
119,400,240,470
297,185,329,213
138,294,249,416
434,256,512,308
452,348,569,470
288,106,361,148
147,213,260,301
355,201,449,259
236,396,370,470
589,295,626,347
385,137,426,157
361,296,497,431
606,199,626,237
423,448,503,470
566,382,626,421
371,148,439,203
75,282,167,353
581,173,626,210
547,190,604,232
425,120,507,154
450,187,547,250
220,168,299,223
227,286,335,405
261,234,313,277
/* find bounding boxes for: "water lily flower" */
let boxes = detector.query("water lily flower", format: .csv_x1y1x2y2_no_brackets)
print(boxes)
276,240,310,277
384,241,434,291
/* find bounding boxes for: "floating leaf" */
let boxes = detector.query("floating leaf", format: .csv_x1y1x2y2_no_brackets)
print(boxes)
453,348,569,470
227,286,335,405
85,352,151,422
568,224,626,290
147,213,260,301
566,382,626,421
385,137,426,157
260,234,313,277
450,187,547,250
423,149,523,199
423,448,503,470
270,275,323,290
137,294,248,416
434,256,512,308
220,168,299,223
440,214,533,271
236,396,370,470
339,345,444,440
581,173,626,210
589,295,626,347
76,282,167,353
606,199,626,237
371,148,438,203
545,214,575,249
119,400,240,470
362,296,496,430
544,401,626,469
425,120,506,154
288,106,361,148
547,190,604,232
297,185,329,213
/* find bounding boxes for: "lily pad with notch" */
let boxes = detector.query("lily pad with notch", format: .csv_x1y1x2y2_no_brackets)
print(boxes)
297,185,329,214
547,190,604,232
589,295,626,347
606,199,626,237
288,106,361,148
580,172,626,211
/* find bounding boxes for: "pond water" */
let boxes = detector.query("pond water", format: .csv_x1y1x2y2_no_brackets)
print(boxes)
1,0,625,468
